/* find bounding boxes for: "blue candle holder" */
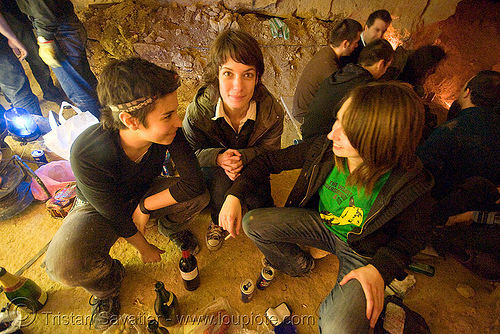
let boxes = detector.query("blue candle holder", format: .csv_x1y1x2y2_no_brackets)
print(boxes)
3,107,41,142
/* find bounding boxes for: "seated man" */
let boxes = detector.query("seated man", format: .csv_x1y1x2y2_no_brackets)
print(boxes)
44,58,209,330
292,18,362,123
340,9,392,66
417,70,500,200
302,39,394,140
431,176,500,281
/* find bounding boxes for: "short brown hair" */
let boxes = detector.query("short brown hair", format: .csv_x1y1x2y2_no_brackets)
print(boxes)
329,19,363,47
335,82,425,194
202,29,264,103
98,57,180,130
358,38,394,67
466,70,500,110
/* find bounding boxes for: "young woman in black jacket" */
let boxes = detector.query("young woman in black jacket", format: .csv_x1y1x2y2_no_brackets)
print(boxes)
219,82,434,333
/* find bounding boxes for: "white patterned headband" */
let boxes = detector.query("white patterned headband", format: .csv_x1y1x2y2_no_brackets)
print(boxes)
108,97,156,113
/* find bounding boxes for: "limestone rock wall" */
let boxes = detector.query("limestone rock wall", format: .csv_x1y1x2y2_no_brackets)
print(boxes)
74,0,460,37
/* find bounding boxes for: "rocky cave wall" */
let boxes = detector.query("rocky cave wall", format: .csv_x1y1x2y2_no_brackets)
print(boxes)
77,0,500,110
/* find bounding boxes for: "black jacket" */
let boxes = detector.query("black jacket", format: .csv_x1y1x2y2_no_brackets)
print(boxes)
228,136,434,283
301,64,374,140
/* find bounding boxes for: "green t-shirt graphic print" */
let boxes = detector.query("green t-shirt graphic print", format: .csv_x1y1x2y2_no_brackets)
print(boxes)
318,165,390,241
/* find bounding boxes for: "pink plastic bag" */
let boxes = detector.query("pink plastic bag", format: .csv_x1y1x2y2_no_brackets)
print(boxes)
30,160,76,201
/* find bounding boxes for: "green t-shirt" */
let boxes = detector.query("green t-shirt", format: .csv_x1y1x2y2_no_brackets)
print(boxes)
318,165,390,241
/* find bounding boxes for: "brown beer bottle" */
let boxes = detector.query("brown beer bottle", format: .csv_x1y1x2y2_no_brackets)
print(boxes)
0,267,47,312
154,281,180,327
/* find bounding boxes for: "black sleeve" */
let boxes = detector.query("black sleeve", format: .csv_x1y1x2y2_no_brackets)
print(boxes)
227,140,312,201
166,129,207,202
370,193,434,284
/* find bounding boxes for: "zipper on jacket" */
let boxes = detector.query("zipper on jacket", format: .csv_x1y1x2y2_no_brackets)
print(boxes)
299,164,318,206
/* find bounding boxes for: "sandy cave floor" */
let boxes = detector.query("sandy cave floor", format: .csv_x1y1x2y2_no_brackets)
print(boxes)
1,1,500,333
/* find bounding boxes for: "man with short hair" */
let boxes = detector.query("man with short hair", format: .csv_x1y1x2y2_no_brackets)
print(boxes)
301,39,394,140
292,18,362,123
340,9,392,66
417,70,500,200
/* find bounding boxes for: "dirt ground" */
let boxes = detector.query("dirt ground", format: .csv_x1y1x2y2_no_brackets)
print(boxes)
1,1,500,333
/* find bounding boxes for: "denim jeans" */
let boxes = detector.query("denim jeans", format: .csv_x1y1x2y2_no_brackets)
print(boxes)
45,176,209,299
243,207,372,334
43,18,100,118
202,166,273,223
2,10,63,101
0,38,42,115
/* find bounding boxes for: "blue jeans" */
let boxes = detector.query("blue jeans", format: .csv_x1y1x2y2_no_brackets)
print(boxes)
43,17,100,118
2,10,63,101
0,38,42,115
243,207,372,334
45,176,209,299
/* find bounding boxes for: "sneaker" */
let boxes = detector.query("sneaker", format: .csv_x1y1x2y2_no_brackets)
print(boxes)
89,294,120,330
206,223,225,251
169,230,200,255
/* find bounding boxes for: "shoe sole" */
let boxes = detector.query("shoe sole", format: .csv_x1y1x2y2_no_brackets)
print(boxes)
206,238,223,251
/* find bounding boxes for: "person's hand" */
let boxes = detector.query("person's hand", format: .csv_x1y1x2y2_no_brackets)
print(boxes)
139,243,165,263
219,194,242,238
339,264,385,328
217,149,243,174
37,39,61,68
446,211,474,226
7,38,27,61
132,204,150,235
224,169,240,181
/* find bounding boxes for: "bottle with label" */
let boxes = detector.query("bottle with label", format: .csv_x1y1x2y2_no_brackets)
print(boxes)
0,267,47,312
147,319,170,334
154,281,180,327
179,244,200,291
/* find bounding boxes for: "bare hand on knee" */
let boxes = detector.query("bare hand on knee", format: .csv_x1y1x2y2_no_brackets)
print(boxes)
339,264,384,328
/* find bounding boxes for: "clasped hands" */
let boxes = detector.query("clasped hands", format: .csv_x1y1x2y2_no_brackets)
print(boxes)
217,149,242,181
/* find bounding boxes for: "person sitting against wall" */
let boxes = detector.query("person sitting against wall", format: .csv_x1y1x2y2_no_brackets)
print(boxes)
417,70,500,200
301,39,394,141
44,58,209,330
219,82,433,333
292,18,362,124
183,29,284,252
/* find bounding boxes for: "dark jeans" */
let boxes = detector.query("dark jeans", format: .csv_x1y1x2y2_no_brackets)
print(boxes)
41,17,100,118
201,166,274,223
45,176,209,299
0,38,42,115
243,207,372,334
431,176,500,257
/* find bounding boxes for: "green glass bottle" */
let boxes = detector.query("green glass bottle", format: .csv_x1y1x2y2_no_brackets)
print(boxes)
154,281,180,327
0,267,47,312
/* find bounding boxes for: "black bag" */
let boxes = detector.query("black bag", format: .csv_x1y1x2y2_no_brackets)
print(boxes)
375,295,431,334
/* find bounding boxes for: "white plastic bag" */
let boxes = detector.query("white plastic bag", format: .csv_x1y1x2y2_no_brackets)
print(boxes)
0,308,22,334
43,101,99,160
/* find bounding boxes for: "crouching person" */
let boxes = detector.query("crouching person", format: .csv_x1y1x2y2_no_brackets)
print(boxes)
219,82,433,333
45,57,209,330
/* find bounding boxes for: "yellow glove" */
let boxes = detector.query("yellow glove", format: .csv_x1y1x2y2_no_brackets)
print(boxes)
37,37,61,68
